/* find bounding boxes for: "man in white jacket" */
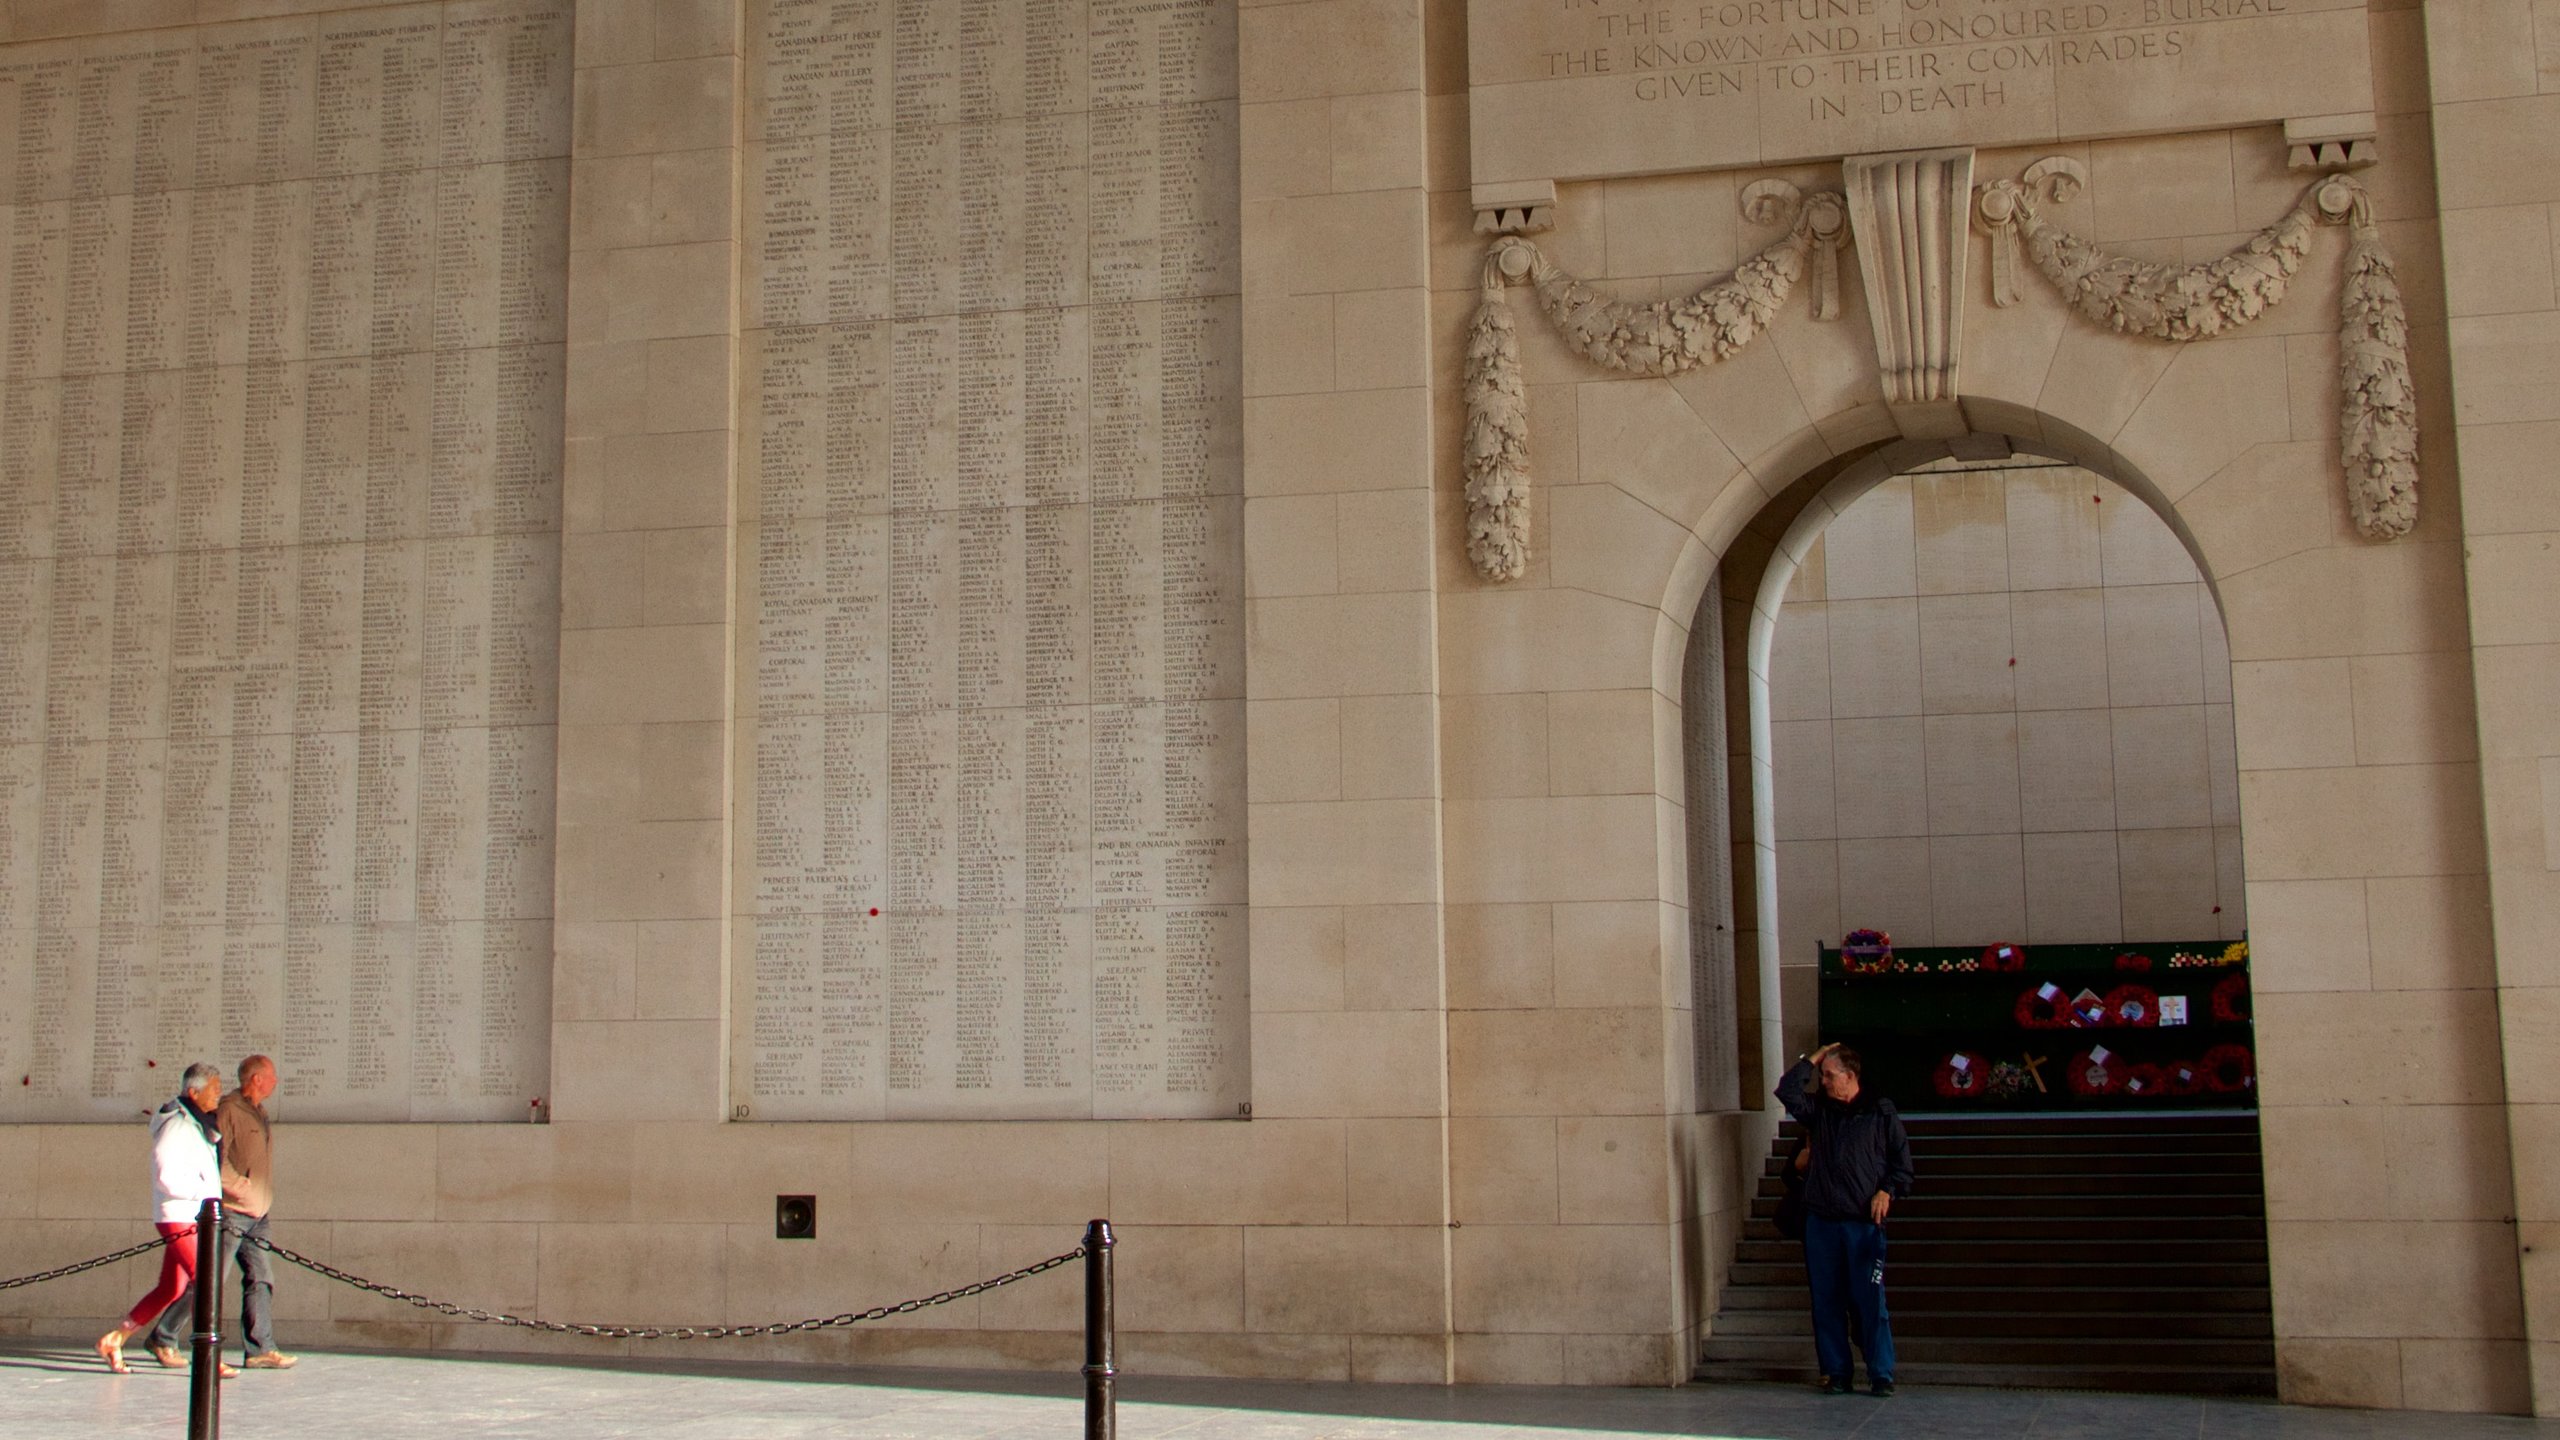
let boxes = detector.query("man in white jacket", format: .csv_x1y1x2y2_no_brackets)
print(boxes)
95,1063,238,1377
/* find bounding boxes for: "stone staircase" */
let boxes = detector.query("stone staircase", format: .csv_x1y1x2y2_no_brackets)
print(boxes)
1695,1112,2277,1396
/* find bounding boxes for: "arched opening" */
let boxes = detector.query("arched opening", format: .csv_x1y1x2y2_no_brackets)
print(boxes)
1687,425,2274,1395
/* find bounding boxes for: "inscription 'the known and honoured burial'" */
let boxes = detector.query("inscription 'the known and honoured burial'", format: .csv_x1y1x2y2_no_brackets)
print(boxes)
0,3,569,1122
1468,0,2374,183
733,0,1249,1121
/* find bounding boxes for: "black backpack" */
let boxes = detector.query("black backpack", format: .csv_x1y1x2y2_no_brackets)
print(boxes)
1774,1140,1810,1241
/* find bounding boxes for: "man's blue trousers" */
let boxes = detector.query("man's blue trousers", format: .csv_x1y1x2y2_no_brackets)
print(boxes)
1802,1213,1895,1384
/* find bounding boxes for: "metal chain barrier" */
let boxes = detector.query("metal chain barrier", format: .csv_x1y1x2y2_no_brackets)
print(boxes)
244,1233,1086,1341
0,1235,171,1293
0,1216,1116,1440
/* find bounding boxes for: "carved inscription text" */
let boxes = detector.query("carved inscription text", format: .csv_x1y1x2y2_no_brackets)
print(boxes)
1468,0,2372,182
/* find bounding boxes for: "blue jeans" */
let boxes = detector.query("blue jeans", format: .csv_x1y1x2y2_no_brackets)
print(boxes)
146,1210,278,1358
1802,1213,1894,1384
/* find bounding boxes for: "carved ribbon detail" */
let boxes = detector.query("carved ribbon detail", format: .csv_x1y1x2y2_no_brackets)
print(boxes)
1977,166,2418,540
1462,193,1846,581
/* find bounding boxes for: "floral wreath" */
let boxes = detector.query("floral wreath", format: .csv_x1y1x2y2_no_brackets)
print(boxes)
2067,1046,2120,1097
2122,1061,2166,1099
2067,989,2110,1028
1979,942,2027,973
1986,1061,2031,1100
1933,1051,1990,1100
2201,1043,2255,1093
2014,982,2070,1029
2211,971,2251,1024
2114,951,2154,973
2104,984,2159,1028
2162,1060,2204,1097
1840,928,1894,974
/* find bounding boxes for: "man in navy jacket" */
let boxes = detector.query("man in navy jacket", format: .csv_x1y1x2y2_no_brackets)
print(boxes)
1776,1042,1914,1396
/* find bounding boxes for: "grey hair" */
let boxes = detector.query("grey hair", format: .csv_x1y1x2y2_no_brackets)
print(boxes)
182,1062,221,1094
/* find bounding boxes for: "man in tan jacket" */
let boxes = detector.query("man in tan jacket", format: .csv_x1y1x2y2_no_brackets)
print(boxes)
144,1054,297,1370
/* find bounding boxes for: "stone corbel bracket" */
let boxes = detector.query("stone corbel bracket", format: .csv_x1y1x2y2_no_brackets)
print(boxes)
1473,178,1555,236
2286,112,2378,173
1842,147,1975,440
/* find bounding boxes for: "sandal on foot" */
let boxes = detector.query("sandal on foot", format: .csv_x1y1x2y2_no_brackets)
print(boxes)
149,1345,184,1369
95,1334,130,1375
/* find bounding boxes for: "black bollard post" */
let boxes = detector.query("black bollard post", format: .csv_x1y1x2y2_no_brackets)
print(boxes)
1081,1219,1115,1440
187,1196,223,1440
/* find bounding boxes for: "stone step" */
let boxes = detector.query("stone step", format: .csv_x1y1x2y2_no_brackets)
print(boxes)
1693,1358,2279,1397
1714,1112,2276,1397
1706,1307,2273,1340
1748,1193,2266,1220
1697,1332,2275,1369
1715,1283,2273,1316
1767,1149,2264,1176
1870,1113,2262,1136
1731,1237,2268,1266
1740,1214,2269,1242
1740,1158,2263,1194
1730,1260,2273,1281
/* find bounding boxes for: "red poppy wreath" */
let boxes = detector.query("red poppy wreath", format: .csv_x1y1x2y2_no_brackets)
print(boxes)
2211,971,2251,1024
2104,984,2160,1028
1841,928,1895,975
2201,1043,2255,1093
1933,1051,1990,1100
2014,982,2070,1030
2067,1046,2121,1097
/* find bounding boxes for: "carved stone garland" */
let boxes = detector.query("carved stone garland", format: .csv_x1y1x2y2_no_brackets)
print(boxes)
1977,162,2417,539
1463,188,1847,581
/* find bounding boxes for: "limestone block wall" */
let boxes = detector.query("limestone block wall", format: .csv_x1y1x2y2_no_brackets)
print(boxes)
2423,0,2560,1411
0,0,2548,1418
1765,464,2250,1056
0,0,1474,1390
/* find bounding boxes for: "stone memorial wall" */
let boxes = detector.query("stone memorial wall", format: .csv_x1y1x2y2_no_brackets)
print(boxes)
730,0,1249,1120
0,1,570,1123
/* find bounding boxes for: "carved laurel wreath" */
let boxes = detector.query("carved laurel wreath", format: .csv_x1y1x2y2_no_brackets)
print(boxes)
1464,186,1846,581
1978,161,2416,540
1461,158,2419,582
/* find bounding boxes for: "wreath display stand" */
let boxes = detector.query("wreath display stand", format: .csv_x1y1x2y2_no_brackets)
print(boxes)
1817,938,2255,1113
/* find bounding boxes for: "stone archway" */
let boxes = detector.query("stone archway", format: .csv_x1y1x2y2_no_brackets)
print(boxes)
1621,390,2513,1401
1735,427,2228,1098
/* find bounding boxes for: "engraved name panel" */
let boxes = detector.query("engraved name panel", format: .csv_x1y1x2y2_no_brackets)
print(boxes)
0,2,568,1123
736,0,1247,1121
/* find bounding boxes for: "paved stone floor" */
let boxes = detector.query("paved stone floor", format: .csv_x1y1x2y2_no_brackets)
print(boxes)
0,1344,2552,1439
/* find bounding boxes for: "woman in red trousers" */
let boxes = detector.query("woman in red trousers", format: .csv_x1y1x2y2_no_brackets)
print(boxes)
96,1062,238,1377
